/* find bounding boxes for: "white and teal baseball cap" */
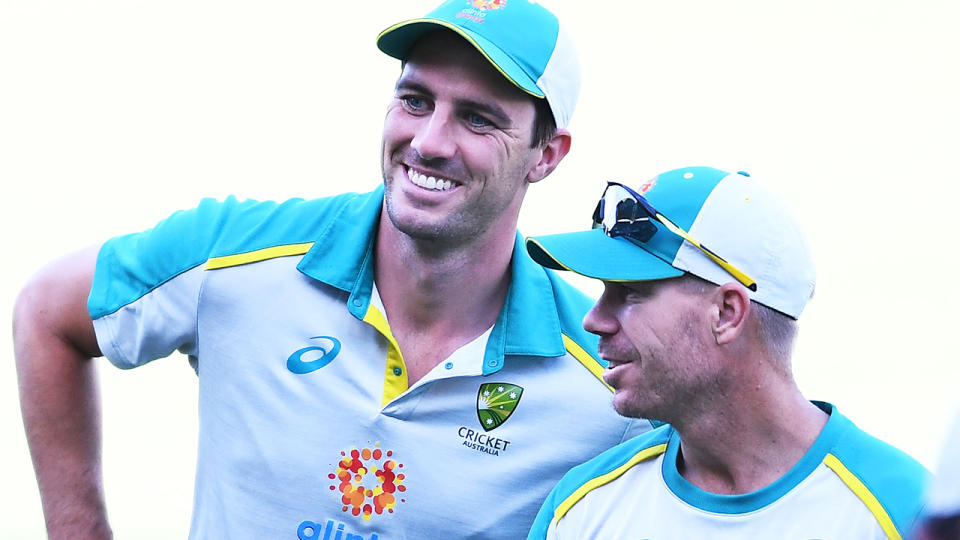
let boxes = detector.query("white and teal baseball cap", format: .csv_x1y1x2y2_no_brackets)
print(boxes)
526,166,817,319
377,0,580,129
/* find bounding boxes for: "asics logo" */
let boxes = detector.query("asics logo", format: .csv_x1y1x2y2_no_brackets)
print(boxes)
287,336,342,374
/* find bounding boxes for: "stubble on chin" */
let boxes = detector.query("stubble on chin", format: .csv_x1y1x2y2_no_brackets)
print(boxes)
381,183,469,248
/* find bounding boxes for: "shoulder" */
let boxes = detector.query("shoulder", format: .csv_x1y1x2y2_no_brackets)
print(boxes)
828,411,930,535
199,188,379,257
549,426,672,512
103,189,379,264
90,189,381,319
562,425,672,489
527,426,673,539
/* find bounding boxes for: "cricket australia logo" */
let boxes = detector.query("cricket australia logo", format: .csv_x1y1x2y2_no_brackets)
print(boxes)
477,382,523,431
456,383,522,457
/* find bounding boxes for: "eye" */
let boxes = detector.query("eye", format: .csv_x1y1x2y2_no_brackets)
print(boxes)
465,112,494,130
400,95,428,113
622,282,656,302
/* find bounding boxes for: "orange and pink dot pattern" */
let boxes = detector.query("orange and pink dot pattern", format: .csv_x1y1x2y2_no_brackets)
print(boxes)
470,0,507,10
328,444,407,522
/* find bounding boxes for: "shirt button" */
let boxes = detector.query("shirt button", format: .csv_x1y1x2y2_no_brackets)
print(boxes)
444,362,454,370
393,367,403,376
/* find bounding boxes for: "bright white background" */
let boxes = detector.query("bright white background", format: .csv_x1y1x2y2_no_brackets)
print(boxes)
2,1,958,538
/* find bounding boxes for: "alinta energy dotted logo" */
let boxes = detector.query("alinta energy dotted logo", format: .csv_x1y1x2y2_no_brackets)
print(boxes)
458,0,507,23
638,176,658,196
328,444,406,522
469,0,507,10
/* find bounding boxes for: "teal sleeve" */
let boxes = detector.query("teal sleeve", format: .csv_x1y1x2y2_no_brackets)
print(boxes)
87,194,356,320
526,426,673,539
527,483,561,539
832,425,932,536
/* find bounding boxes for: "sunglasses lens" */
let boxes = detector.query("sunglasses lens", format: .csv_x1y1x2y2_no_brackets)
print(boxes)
596,184,657,242
592,199,604,227
599,185,629,229
615,199,643,223
625,220,657,242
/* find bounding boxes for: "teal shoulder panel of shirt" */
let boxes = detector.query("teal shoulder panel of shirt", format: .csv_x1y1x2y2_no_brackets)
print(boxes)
88,188,383,320
526,425,674,539
830,411,931,535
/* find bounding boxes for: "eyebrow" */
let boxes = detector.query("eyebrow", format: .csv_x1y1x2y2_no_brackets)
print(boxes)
622,281,658,296
395,79,514,127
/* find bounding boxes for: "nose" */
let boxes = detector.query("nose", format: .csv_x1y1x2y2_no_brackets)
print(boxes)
411,109,457,161
583,284,620,337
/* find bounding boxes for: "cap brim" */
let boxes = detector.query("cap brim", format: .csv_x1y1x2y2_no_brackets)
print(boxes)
526,229,685,282
377,19,544,99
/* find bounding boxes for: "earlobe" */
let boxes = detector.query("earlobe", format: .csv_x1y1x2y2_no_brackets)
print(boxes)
527,129,572,183
713,284,751,345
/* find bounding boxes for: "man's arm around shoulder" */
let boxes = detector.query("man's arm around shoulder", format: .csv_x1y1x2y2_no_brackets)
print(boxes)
13,245,112,540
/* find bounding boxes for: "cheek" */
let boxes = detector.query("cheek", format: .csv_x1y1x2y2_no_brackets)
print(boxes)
619,306,659,349
382,106,413,143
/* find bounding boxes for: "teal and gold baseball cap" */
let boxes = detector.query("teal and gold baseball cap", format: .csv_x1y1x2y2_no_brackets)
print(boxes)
377,0,580,129
526,167,817,319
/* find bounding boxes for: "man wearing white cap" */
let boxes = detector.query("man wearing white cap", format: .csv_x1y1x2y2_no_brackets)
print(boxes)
14,2,652,539
525,166,929,539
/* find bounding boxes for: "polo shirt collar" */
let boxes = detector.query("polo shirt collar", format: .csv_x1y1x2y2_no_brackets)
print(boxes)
296,185,566,370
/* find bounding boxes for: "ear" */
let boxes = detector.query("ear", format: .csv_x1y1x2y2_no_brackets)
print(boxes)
712,283,752,345
526,129,571,184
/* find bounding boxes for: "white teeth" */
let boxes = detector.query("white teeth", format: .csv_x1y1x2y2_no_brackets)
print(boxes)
408,168,454,191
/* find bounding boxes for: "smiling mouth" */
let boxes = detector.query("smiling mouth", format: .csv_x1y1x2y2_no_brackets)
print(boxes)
605,359,626,370
407,166,456,191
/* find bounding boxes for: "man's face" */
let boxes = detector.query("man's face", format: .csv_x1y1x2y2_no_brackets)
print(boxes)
380,30,542,245
583,278,725,422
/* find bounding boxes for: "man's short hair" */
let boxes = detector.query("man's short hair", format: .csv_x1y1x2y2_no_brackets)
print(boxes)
677,274,798,369
753,301,798,370
532,96,558,148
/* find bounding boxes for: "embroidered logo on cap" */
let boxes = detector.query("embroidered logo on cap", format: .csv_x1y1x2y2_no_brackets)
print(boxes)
469,0,507,11
638,177,657,196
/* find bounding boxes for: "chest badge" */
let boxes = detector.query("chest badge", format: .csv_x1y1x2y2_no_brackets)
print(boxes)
476,383,524,431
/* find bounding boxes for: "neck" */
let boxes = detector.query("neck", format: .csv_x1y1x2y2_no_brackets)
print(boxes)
673,364,829,495
372,206,517,382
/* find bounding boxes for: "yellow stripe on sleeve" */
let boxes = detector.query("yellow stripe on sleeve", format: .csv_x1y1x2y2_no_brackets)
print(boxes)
553,443,668,525
562,334,613,392
823,453,901,540
205,242,314,270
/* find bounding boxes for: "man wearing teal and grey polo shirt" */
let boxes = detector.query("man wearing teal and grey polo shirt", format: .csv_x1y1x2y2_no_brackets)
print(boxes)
526,166,928,539
13,2,653,539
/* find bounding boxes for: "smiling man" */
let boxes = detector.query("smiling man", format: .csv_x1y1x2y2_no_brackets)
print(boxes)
525,166,929,539
13,1,654,539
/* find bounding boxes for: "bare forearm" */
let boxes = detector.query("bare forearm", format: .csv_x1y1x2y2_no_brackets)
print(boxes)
14,246,112,539
16,343,110,538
